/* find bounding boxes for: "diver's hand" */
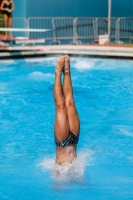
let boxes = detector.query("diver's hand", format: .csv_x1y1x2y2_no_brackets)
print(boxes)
6,8,11,13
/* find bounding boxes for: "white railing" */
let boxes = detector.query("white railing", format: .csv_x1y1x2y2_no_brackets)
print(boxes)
0,17,133,44
27,17,53,41
116,18,133,43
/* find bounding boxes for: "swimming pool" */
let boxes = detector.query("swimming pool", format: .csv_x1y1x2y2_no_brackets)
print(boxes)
0,56,133,200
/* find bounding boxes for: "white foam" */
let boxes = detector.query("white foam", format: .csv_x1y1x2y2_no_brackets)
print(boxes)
28,71,54,81
118,128,133,137
71,57,117,71
71,57,133,71
37,150,94,185
0,83,9,95
25,56,57,64
114,125,133,137
23,56,131,73
0,59,15,64
72,59,94,71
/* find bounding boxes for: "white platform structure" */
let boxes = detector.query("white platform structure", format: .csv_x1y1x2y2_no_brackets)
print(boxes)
0,28,52,32
99,35,109,44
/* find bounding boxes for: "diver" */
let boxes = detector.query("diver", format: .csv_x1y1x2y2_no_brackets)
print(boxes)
54,55,80,165
0,0,15,40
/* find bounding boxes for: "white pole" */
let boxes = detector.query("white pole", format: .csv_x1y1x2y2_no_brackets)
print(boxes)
108,0,112,43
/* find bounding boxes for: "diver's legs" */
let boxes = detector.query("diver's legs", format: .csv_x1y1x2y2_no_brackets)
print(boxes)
3,14,8,40
54,56,69,142
63,55,80,136
9,16,13,39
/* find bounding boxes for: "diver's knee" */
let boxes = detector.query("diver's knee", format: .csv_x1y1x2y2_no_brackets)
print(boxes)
66,98,75,108
56,99,66,110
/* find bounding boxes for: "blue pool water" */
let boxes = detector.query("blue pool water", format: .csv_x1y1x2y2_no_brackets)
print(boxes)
0,56,133,200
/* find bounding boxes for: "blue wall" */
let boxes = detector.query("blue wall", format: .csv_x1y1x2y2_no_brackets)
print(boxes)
112,0,133,17
13,0,133,18
26,0,108,18
13,0,26,18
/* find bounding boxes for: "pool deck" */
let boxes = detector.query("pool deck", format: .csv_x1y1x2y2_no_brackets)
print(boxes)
0,44,133,59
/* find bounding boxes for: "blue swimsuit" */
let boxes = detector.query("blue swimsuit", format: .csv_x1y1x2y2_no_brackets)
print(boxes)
55,131,79,147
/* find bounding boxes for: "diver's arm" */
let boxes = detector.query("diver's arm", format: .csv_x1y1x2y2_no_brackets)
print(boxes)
0,1,6,11
11,0,15,11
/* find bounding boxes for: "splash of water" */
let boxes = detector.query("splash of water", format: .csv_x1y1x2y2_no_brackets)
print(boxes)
72,59,94,71
37,150,94,186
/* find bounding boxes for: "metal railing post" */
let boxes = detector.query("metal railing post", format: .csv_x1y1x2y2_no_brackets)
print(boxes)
108,0,112,43
72,18,78,44
26,18,30,38
94,18,98,43
50,18,60,45
73,17,76,44
115,18,118,43
117,18,120,43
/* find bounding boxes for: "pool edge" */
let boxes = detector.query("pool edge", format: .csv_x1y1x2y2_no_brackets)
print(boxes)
0,45,133,60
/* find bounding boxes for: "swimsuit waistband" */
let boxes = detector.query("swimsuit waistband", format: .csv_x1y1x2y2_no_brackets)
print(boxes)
55,131,79,147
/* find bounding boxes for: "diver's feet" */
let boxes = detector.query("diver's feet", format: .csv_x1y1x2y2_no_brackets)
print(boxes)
55,56,65,75
9,36,14,41
64,55,70,74
3,35,8,40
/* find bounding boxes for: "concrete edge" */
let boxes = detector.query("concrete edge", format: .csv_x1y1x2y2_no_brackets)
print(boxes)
0,45,133,59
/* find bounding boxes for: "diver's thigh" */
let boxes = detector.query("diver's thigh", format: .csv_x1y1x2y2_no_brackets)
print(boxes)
4,14,8,26
54,110,69,142
9,16,13,27
67,106,80,136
